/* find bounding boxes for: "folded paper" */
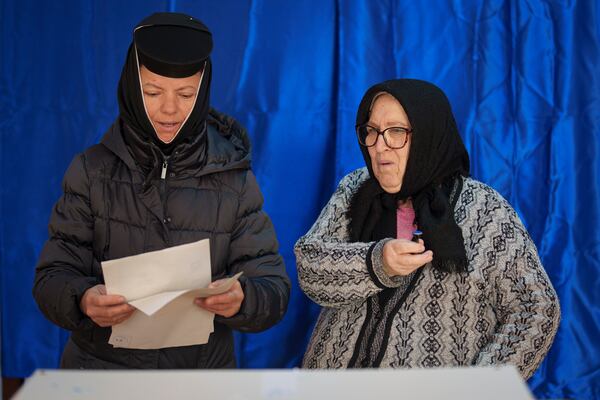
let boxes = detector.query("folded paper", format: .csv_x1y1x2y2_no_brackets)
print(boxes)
101,239,242,349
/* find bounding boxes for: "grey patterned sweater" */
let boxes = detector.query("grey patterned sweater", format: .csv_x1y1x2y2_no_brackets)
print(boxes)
295,168,560,379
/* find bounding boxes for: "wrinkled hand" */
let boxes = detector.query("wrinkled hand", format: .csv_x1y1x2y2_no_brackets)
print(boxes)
80,284,136,327
382,239,433,276
194,279,244,318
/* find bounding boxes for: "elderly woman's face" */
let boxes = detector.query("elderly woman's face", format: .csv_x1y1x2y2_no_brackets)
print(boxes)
367,94,412,193
140,65,201,143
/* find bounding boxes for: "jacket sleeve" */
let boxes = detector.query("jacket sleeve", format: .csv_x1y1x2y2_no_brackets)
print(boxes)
473,188,561,379
33,154,99,331
216,170,290,333
294,169,413,308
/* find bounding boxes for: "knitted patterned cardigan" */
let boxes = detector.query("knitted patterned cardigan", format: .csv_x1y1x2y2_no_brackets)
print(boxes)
295,168,560,379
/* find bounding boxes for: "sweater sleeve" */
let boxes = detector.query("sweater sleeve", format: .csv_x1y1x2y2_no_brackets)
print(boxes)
472,187,561,379
215,170,291,333
295,168,412,308
33,153,99,331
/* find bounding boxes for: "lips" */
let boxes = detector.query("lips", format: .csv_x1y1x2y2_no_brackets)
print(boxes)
156,121,180,133
378,160,394,167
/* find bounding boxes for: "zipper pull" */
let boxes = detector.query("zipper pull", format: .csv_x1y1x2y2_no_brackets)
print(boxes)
160,160,168,180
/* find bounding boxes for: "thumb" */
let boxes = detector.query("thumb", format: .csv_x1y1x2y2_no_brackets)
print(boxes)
208,279,225,289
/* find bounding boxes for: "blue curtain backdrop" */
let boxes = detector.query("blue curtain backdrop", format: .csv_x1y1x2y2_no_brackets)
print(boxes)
1,0,599,398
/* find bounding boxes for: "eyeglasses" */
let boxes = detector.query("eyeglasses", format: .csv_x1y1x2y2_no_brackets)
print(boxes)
355,124,412,149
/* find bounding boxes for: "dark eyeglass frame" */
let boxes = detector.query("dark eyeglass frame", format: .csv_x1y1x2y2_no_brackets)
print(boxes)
355,124,413,149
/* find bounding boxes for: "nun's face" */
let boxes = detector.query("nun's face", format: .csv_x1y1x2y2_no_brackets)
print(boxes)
367,94,412,193
140,65,201,143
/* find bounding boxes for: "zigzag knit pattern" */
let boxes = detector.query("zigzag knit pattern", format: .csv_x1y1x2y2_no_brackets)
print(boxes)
295,168,560,379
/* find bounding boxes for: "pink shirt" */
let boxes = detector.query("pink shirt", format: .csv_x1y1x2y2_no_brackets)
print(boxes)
396,202,416,240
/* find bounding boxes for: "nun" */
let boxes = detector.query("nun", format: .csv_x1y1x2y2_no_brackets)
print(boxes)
33,12,290,369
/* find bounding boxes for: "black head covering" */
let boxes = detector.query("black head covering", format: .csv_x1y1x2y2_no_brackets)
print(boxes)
135,12,212,78
117,12,213,154
349,79,470,273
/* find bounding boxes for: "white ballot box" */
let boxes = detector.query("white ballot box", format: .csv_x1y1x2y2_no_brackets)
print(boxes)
15,365,533,400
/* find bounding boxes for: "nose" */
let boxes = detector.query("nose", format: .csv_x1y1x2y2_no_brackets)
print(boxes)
373,132,389,152
160,93,178,115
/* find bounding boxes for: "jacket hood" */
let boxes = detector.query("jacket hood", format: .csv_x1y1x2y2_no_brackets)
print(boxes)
101,109,251,178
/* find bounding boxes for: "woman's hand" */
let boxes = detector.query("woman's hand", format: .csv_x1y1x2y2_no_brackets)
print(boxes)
80,285,136,327
382,239,433,276
194,280,244,318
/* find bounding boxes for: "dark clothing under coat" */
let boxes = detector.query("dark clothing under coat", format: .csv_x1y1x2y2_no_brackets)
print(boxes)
33,110,290,368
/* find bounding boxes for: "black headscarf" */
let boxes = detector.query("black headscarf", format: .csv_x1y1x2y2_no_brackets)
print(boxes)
349,79,470,273
117,12,213,155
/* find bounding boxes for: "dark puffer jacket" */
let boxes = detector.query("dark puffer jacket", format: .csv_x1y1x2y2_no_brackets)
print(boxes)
33,110,290,368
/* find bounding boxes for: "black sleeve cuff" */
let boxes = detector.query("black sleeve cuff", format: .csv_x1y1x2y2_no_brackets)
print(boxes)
367,239,412,289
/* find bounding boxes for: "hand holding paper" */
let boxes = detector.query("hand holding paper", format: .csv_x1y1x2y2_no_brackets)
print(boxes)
195,278,245,318
80,284,136,327
101,239,243,349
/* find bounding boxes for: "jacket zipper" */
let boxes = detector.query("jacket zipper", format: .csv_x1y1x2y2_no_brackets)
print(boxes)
160,158,170,241
160,159,168,180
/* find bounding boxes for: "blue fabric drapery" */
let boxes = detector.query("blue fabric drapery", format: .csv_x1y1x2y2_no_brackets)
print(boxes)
1,1,598,398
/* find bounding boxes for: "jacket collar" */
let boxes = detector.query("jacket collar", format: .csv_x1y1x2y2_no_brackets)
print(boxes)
100,111,251,179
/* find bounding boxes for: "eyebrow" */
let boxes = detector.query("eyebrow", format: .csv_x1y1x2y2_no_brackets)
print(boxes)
142,83,197,91
142,83,159,88
175,85,198,91
367,121,410,128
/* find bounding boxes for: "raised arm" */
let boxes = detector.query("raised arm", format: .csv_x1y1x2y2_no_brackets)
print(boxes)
295,168,412,308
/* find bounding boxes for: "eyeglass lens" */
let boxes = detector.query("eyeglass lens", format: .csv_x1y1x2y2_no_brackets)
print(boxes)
361,126,408,148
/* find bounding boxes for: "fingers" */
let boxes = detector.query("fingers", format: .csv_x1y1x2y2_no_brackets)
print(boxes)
203,290,240,307
88,307,136,327
194,281,244,318
89,302,136,319
80,284,136,326
195,298,239,317
93,306,136,326
201,281,244,307
93,308,136,327
91,294,129,307
86,302,136,327
207,278,227,289
383,239,434,276
196,301,231,313
82,285,129,308
397,251,434,268
195,292,238,311
387,238,426,255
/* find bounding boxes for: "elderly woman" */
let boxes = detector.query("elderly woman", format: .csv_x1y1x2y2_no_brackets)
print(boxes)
295,79,559,378
33,12,290,369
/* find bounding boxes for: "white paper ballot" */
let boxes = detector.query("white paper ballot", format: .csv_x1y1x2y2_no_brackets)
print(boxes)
123,273,243,317
101,239,242,349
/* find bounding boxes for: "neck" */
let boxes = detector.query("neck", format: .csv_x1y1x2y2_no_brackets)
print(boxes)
397,198,412,208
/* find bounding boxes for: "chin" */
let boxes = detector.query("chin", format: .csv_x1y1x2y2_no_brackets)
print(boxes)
158,133,175,143
381,186,401,194
378,179,402,193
